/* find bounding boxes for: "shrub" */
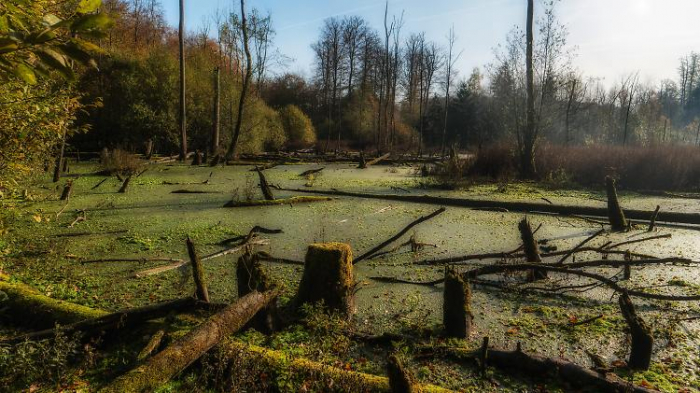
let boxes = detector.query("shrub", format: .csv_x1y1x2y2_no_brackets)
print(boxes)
99,149,145,176
279,105,317,149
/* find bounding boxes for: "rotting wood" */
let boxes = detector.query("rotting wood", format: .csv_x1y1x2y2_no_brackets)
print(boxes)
299,167,324,177
118,176,132,193
648,205,661,232
132,238,269,278
354,207,446,264
137,330,166,362
365,153,391,167
1,297,199,345
256,168,275,200
518,217,546,281
223,196,333,208
283,188,700,227
606,177,628,231
186,237,210,303
443,267,473,338
555,229,605,265
91,178,110,190
387,355,414,393
440,344,657,393
100,290,278,393
60,180,73,201
237,252,278,332
619,291,653,370
296,243,355,317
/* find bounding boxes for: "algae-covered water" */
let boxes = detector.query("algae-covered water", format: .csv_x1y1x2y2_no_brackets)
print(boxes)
2,162,700,391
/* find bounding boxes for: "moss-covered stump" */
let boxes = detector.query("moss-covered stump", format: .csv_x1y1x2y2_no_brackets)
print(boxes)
237,252,278,332
296,243,355,317
215,339,453,393
443,267,473,338
223,196,333,207
606,176,628,232
387,354,415,393
0,277,108,328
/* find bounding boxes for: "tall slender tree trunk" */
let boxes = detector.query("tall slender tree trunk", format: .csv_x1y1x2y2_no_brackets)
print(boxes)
53,129,67,183
211,67,220,154
226,0,253,161
565,79,577,146
178,0,187,161
522,0,537,178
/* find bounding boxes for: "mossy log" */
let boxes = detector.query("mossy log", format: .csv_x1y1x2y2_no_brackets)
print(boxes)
237,252,278,332
387,355,415,393
296,243,355,317
284,188,700,227
443,267,473,338
606,177,628,231
100,290,278,393
518,217,547,281
1,297,200,344
137,330,166,362
216,339,453,393
618,291,653,370
0,278,107,328
223,196,333,208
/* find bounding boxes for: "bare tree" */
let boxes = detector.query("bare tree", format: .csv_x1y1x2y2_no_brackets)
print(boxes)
225,0,253,160
522,0,536,177
178,0,187,161
441,26,460,157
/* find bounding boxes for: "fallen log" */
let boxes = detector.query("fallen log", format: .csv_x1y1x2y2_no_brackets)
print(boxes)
0,277,108,328
91,177,110,190
256,168,275,201
282,188,700,227
186,237,210,303
365,152,391,167
100,290,278,393
299,167,324,177
219,226,283,245
81,257,185,265
441,344,657,393
137,330,166,362
605,233,672,250
354,207,446,264
214,338,453,392
1,297,199,345
223,196,333,208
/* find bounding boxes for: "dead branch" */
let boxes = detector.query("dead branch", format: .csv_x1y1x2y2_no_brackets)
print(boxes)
555,229,605,265
354,207,447,264
605,234,672,250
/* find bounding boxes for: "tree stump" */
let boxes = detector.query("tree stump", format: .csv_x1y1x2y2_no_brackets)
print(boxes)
186,237,209,303
256,168,275,200
518,217,546,281
118,176,131,193
358,152,367,169
191,150,203,166
60,180,73,201
606,177,628,232
443,266,473,338
387,355,414,393
237,252,277,332
296,243,355,317
618,291,653,370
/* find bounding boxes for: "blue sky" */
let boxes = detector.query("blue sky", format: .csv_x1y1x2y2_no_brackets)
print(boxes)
160,0,700,86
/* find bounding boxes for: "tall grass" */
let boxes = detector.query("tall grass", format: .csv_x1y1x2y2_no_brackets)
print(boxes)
430,143,700,191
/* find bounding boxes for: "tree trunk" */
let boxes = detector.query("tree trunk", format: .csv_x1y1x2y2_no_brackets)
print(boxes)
256,168,275,200
100,290,278,393
53,129,67,182
237,252,277,332
296,243,355,318
186,237,209,303
606,177,628,231
518,217,546,280
60,181,73,201
225,0,253,161
387,355,414,393
178,0,187,161
443,267,473,338
522,0,537,178
212,67,221,155
618,291,653,370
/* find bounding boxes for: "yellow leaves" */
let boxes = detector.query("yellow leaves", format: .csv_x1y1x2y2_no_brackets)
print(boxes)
32,214,42,223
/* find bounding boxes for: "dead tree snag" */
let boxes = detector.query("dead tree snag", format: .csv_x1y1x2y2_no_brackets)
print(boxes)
186,237,209,303
443,267,473,338
618,291,653,370
606,177,628,231
518,218,546,281
296,243,355,317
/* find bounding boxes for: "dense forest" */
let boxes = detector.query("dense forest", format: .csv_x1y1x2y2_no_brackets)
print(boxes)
4,0,700,181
